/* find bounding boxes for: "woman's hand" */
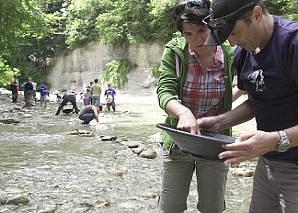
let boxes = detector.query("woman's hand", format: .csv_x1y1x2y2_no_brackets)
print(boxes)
177,109,200,135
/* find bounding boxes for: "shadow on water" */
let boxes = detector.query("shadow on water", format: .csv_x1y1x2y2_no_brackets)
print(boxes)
0,98,252,213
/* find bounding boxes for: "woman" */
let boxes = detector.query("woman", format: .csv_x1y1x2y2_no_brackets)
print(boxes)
156,0,236,212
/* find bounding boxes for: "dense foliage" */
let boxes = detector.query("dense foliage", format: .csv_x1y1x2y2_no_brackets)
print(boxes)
102,60,137,88
0,0,297,87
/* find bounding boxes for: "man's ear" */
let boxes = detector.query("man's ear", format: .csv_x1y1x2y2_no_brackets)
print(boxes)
252,5,263,22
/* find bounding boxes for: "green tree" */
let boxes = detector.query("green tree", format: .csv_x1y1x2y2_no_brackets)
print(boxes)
95,0,153,45
0,0,71,86
149,0,177,44
263,0,298,20
65,0,112,48
102,59,137,88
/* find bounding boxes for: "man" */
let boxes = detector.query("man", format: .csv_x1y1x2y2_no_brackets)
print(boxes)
31,80,37,103
55,92,80,115
198,0,298,212
104,84,116,112
23,77,34,107
79,105,102,124
39,82,49,108
91,78,101,106
10,74,19,103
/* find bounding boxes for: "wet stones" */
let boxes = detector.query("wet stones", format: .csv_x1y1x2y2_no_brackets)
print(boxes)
229,160,257,177
0,118,20,124
100,135,117,141
0,187,30,205
139,150,157,159
121,140,158,159
69,129,94,137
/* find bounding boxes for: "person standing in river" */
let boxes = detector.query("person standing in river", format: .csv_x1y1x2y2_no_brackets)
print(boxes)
10,74,19,103
91,78,102,107
104,83,116,112
23,77,34,107
39,82,49,108
197,0,298,212
156,0,236,212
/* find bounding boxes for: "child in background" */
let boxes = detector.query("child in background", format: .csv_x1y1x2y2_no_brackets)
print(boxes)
82,88,92,106
40,82,49,108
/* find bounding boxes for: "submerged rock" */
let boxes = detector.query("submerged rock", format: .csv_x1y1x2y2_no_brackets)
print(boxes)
0,118,20,124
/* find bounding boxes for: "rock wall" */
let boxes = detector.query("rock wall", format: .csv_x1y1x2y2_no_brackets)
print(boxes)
47,42,164,95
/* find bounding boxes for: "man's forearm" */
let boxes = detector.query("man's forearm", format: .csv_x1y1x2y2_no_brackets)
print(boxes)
218,99,255,130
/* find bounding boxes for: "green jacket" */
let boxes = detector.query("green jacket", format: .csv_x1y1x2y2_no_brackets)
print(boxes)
156,37,236,150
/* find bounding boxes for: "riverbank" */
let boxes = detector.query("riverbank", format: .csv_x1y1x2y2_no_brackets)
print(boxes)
0,91,256,213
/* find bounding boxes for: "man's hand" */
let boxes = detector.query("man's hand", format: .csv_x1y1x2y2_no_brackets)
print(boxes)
219,131,280,166
197,115,222,133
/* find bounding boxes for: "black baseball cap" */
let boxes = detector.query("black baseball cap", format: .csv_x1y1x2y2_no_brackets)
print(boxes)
204,0,260,45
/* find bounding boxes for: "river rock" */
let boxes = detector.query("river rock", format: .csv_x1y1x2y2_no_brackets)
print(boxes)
101,136,117,141
69,129,94,137
0,118,20,124
94,198,111,208
139,149,157,159
123,141,143,148
37,205,57,213
131,145,146,154
6,195,30,205
231,167,255,177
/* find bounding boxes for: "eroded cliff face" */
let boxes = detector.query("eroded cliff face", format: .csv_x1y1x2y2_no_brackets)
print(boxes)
47,42,163,95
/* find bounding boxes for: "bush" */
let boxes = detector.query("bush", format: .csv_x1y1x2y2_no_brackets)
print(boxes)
102,59,137,88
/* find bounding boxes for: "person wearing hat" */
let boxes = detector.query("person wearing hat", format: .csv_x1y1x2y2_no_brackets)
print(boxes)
156,0,237,212
198,0,298,212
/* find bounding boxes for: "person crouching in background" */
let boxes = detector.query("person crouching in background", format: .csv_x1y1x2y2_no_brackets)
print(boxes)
79,105,102,124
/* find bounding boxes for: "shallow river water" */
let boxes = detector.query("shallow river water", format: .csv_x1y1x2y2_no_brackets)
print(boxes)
0,93,255,213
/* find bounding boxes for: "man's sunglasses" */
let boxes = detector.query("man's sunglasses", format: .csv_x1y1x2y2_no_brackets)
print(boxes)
202,1,256,29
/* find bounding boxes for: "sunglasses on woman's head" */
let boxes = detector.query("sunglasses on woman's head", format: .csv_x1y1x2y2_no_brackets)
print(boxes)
179,0,208,8
175,0,209,19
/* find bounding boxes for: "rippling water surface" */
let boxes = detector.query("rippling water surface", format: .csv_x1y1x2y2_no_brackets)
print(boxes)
0,95,254,213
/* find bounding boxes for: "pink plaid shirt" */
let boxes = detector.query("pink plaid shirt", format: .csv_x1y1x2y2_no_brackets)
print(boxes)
182,46,225,119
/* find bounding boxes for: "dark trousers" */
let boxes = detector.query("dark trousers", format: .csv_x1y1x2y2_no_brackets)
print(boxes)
11,85,18,102
107,101,116,112
55,96,79,115
79,113,95,124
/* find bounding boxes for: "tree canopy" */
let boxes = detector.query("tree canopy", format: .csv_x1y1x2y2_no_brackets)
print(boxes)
0,0,297,87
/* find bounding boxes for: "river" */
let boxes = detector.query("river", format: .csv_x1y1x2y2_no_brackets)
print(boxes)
0,92,255,213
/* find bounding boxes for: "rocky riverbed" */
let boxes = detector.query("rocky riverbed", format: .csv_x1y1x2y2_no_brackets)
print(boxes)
0,90,256,213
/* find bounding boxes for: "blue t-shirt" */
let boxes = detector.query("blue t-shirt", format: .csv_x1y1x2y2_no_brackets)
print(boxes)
104,88,116,97
40,84,49,97
235,16,298,162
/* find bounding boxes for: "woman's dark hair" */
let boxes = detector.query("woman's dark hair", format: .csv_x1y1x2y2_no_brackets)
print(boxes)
174,0,211,32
